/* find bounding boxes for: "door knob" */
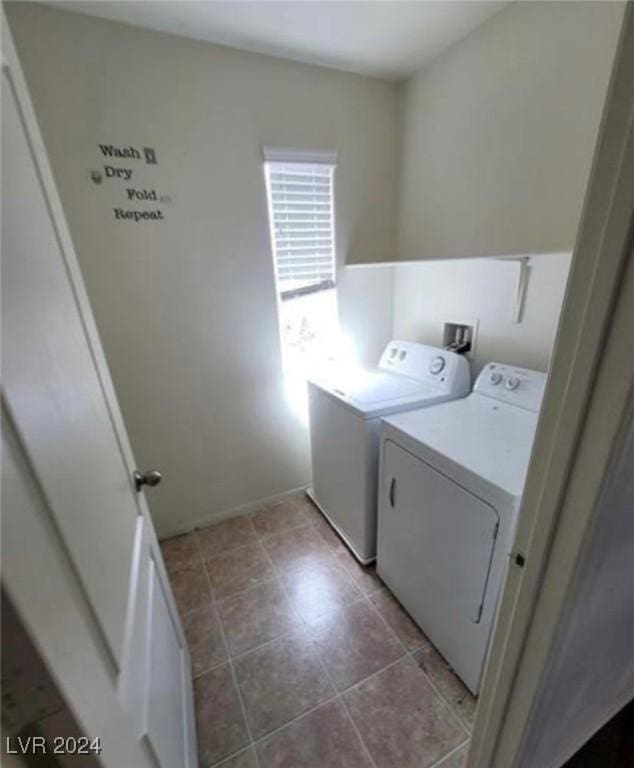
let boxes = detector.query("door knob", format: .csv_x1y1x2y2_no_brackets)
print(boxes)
134,469,162,492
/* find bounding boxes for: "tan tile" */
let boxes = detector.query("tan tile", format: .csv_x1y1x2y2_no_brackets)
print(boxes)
35,709,96,768
217,580,300,656
369,588,426,652
213,748,259,768
297,498,359,558
170,561,213,617
336,549,384,596
307,598,405,691
293,493,323,523
343,656,467,768
262,524,337,571
414,643,477,728
182,602,226,677
206,542,276,599
249,498,310,538
160,532,202,576
197,516,257,559
436,744,470,768
194,663,249,767
312,515,348,554
256,700,372,768
234,631,335,739
1,594,66,730
281,558,362,623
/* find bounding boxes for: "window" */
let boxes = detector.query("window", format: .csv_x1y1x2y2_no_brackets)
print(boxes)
264,150,341,379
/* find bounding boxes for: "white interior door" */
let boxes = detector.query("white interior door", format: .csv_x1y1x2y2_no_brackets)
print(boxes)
2,65,138,669
1,14,196,768
146,559,187,767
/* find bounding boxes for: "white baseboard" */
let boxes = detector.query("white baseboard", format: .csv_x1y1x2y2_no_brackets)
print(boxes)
157,484,310,541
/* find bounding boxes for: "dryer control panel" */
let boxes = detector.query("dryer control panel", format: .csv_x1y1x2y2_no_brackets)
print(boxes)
475,363,546,412
378,341,470,395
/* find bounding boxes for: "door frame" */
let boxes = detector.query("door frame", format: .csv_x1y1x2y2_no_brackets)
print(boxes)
469,6,634,767
1,11,197,767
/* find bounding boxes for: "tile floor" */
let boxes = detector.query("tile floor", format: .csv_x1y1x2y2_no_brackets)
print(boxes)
161,493,476,768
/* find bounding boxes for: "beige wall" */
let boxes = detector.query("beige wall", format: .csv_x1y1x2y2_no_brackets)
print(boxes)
7,1,618,537
371,1,623,264
392,253,572,377
6,3,398,536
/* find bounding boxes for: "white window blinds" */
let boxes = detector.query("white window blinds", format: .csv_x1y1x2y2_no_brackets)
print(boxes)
265,160,336,300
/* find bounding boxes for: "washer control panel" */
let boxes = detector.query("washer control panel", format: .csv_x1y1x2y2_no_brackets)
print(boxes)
378,340,470,394
429,356,446,375
475,363,547,412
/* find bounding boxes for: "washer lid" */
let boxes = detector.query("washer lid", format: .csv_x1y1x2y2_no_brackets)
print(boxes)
310,367,446,418
334,369,428,403
383,393,540,500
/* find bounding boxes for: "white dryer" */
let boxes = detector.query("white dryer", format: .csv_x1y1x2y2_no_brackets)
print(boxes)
308,341,470,564
377,363,546,694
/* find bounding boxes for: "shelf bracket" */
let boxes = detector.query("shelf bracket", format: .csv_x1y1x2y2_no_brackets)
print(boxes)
496,256,531,324
513,257,530,324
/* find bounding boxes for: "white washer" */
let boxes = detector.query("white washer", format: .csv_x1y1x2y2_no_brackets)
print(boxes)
308,341,471,564
377,362,546,694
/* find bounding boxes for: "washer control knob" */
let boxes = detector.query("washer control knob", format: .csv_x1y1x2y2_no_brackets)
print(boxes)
429,356,445,375
489,372,502,385
505,376,520,391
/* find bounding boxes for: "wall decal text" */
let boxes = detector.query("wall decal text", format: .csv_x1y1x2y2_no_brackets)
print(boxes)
91,143,170,222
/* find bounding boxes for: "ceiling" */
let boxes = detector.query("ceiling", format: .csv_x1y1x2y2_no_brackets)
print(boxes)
49,1,509,81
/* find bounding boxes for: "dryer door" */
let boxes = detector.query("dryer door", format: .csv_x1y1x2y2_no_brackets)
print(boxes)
378,440,500,692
